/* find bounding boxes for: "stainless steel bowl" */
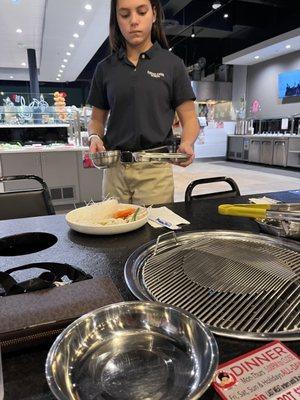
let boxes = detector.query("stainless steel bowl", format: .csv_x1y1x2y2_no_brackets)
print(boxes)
256,218,300,240
91,150,120,169
46,301,218,400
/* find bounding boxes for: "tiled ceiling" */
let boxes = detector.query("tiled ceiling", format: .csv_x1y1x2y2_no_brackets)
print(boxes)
0,0,110,82
0,0,45,69
0,0,299,83
223,28,300,65
79,0,300,81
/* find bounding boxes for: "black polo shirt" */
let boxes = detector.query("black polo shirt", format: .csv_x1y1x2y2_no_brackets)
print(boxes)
87,42,196,151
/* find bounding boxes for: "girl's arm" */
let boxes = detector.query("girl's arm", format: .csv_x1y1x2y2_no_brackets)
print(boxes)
88,107,109,153
176,101,200,167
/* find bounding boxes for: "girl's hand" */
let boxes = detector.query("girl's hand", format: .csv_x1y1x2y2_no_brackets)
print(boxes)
89,136,106,153
177,142,195,167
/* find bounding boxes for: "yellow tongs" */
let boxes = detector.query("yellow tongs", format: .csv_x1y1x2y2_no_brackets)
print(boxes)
218,203,300,221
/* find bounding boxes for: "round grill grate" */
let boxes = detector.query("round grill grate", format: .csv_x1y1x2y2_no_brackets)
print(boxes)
125,231,300,341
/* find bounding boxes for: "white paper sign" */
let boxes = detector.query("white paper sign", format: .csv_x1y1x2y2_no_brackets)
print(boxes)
281,118,289,130
213,341,300,400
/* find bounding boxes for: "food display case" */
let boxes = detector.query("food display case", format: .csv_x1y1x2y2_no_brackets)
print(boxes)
0,93,102,207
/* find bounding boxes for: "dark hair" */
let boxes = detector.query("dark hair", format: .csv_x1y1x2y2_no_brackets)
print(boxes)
109,0,169,52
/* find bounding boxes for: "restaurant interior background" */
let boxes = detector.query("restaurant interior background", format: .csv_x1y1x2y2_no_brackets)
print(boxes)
0,0,299,209
0,2,300,400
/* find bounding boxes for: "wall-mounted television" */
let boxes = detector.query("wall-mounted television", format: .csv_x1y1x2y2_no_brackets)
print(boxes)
278,69,300,98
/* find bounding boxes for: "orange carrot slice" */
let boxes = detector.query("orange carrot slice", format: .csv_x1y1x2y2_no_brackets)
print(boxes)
112,208,135,219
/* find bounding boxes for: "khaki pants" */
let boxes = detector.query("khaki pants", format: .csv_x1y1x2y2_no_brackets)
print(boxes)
103,162,174,205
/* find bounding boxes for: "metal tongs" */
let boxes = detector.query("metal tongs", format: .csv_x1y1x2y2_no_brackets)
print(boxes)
218,203,300,222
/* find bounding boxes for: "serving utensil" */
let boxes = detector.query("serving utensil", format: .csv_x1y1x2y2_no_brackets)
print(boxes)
218,203,300,240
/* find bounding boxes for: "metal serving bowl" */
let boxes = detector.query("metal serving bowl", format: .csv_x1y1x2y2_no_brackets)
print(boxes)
91,150,120,169
46,301,218,400
256,218,300,240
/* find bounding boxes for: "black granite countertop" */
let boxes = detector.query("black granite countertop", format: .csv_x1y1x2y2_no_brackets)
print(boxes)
1,189,299,399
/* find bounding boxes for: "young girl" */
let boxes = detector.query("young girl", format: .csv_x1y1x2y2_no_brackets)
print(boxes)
88,0,199,205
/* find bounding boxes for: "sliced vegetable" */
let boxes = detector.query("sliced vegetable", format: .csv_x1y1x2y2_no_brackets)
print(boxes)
132,207,140,221
112,208,135,219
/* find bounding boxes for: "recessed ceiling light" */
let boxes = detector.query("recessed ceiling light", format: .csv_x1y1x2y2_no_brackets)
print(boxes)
254,55,260,59
285,44,291,49
10,76,14,79
57,74,61,77
16,28,22,33
59,69,63,73
56,78,60,81
85,4,92,10
212,1,221,10
223,13,229,18
61,64,66,68
63,59,68,63
69,43,75,48
79,20,85,26
21,62,26,66
66,52,71,56
73,33,79,39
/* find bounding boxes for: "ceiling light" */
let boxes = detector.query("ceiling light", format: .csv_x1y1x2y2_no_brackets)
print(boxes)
63,59,68,63
79,20,85,26
85,4,92,10
66,52,71,56
21,62,26,66
10,76,14,79
16,28,22,33
212,1,221,9
169,47,173,52
61,64,66,68
73,33,79,38
223,13,229,18
254,55,260,59
59,69,63,73
191,26,195,38
69,43,75,48
56,78,60,81
285,44,291,49
57,74,61,77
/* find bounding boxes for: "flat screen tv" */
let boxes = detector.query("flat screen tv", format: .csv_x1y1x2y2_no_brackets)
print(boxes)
278,69,300,98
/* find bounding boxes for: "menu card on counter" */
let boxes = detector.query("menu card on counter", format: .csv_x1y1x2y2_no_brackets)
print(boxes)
212,341,300,400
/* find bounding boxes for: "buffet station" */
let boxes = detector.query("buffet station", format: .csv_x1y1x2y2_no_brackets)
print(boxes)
0,93,102,207
0,189,299,400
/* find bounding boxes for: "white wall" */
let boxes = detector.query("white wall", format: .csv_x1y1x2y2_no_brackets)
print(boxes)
195,122,236,158
246,51,300,119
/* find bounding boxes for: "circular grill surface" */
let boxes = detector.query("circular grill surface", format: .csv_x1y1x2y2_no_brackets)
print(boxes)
124,231,300,341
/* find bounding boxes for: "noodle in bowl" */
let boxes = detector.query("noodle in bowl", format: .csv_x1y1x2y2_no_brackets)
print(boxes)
66,199,148,235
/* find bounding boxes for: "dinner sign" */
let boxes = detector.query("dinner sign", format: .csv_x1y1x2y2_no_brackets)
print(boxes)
213,341,300,400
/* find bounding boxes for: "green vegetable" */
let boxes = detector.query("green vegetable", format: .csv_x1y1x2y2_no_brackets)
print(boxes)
132,207,140,221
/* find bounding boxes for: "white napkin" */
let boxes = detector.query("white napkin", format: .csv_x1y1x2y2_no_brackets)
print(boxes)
248,196,280,205
148,206,190,229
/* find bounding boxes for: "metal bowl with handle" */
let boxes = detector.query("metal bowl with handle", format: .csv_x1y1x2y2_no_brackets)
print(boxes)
91,150,120,169
46,301,218,400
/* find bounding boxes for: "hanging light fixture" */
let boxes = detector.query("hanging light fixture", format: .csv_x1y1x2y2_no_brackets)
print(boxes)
212,1,221,9
191,26,195,38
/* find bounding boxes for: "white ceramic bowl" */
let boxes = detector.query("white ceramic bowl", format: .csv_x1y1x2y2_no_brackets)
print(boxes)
66,203,148,235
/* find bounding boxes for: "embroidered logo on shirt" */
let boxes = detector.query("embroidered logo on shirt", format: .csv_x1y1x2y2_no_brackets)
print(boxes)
147,70,165,79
